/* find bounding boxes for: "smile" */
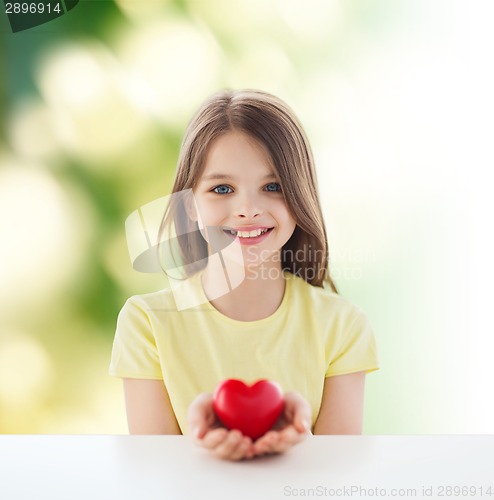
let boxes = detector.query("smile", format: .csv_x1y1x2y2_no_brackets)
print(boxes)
225,227,273,238
222,227,274,244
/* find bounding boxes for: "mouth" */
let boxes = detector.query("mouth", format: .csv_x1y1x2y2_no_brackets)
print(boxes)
223,227,274,239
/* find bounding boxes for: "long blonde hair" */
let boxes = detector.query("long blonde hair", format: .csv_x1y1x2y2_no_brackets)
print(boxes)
159,89,337,292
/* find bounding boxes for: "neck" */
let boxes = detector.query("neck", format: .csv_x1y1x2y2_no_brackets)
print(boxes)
201,257,286,321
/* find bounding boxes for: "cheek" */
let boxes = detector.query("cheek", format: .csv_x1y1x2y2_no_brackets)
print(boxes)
193,199,230,234
193,198,214,222
285,218,297,238
282,213,297,239
274,202,296,229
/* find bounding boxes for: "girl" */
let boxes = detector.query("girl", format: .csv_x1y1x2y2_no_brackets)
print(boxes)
109,89,379,461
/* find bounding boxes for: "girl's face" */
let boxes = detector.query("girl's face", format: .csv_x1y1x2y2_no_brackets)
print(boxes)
192,131,297,269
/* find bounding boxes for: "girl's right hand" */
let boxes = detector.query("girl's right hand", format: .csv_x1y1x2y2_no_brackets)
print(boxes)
187,393,255,461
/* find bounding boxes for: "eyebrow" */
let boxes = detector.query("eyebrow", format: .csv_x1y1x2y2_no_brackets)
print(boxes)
200,173,277,182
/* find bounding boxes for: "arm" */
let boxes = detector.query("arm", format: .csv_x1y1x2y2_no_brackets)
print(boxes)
123,378,182,434
313,371,366,435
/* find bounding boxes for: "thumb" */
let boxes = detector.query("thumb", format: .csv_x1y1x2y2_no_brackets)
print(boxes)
187,392,213,440
285,391,312,433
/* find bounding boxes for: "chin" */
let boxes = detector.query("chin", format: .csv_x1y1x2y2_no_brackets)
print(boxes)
243,247,281,266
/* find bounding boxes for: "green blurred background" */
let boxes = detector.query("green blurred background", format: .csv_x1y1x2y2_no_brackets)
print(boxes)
1,0,493,434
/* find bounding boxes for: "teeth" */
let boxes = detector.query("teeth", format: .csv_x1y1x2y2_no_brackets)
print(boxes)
228,228,270,238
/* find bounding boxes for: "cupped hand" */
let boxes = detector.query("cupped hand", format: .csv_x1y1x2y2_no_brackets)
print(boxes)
187,392,255,461
251,391,312,456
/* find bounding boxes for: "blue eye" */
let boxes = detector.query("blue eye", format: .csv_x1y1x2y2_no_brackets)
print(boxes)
212,185,233,194
265,182,282,192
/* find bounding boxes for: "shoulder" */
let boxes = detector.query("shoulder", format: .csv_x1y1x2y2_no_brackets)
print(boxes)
121,270,207,317
123,288,175,310
117,287,178,328
283,274,379,375
286,271,365,323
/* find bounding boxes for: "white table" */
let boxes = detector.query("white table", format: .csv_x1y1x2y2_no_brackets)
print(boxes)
0,436,493,500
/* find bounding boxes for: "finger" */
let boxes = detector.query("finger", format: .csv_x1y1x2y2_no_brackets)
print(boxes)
244,443,256,460
283,392,312,434
213,430,245,460
274,425,303,453
267,426,304,453
285,423,306,441
229,436,253,461
253,430,278,448
253,431,280,456
259,425,306,455
199,427,228,449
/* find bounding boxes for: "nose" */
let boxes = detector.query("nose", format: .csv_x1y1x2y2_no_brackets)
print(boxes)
233,192,263,219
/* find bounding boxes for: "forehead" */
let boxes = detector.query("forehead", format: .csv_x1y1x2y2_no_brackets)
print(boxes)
200,131,276,179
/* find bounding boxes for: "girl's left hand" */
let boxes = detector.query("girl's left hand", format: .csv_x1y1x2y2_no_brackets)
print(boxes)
251,391,312,457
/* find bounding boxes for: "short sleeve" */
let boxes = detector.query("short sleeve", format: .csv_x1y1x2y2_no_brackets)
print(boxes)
109,297,163,379
326,308,379,377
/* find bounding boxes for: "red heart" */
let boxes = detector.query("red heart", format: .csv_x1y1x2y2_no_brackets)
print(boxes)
212,379,284,440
